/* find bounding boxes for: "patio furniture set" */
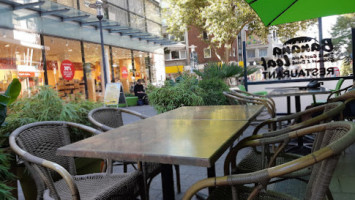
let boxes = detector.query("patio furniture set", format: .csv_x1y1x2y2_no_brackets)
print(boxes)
9,82,355,200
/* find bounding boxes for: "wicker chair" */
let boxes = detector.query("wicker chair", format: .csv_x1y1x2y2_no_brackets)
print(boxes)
88,107,181,197
183,121,355,200
224,101,345,176
9,121,143,200
223,90,276,121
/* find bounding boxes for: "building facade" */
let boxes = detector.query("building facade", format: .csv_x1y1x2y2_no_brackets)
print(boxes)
0,0,171,101
164,26,239,78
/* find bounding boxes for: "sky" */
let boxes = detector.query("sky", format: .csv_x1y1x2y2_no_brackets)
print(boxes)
298,15,338,40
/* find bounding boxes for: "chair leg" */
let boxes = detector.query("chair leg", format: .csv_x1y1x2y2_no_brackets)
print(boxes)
174,165,181,193
124,163,128,173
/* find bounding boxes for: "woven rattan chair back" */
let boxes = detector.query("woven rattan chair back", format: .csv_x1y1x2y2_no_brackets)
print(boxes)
88,107,148,131
223,90,276,118
305,123,349,199
91,107,124,129
183,122,355,200
10,121,98,199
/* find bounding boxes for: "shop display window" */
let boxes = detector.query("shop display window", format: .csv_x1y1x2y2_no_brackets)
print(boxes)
111,47,132,93
44,36,85,101
84,42,109,102
0,29,43,97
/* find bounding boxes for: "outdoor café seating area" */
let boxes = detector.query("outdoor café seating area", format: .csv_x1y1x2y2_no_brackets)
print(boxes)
11,79,355,200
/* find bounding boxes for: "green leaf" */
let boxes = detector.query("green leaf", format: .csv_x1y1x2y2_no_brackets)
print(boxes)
4,78,21,105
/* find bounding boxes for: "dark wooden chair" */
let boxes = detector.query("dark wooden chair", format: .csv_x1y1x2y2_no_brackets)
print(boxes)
183,121,355,200
9,121,143,200
88,107,181,198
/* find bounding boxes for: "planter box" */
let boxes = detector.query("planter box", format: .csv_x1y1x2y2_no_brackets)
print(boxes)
119,96,138,107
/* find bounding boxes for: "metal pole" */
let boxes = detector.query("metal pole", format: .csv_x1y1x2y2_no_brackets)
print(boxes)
352,28,355,81
98,15,108,87
318,17,325,78
243,41,248,91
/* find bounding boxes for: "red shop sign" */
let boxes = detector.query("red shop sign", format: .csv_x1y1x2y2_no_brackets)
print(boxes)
60,60,75,80
121,66,128,79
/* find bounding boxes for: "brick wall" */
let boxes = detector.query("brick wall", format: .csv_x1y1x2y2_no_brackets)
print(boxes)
187,26,238,64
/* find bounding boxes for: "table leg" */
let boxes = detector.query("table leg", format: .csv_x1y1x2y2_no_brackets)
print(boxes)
195,165,216,200
287,96,291,115
207,165,216,193
161,164,175,200
295,95,301,112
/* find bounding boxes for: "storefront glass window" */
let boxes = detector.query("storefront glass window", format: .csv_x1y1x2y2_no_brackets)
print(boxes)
111,47,132,93
0,29,43,96
133,51,149,85
44,36,84,100
83,42,109,101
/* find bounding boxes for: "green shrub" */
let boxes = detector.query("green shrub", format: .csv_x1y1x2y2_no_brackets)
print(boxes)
1,86,102,144
147,74,204,113
198,78,229,105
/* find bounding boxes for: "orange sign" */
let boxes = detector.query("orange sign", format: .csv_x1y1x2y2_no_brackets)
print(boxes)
18,72,35,77
61,60,75,80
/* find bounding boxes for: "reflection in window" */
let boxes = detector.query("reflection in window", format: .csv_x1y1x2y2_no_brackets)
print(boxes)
147,21,161,36
129,0,144,15
0,30,43,96
145,1,161,23
107,0,127,9
108,7,129,26
130,14,146,31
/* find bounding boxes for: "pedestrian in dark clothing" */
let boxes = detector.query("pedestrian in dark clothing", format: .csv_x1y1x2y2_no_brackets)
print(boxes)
134,79,148,104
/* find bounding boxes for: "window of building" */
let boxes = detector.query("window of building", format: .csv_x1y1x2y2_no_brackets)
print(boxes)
233,48,236,57
0,30,43,95
129,0,144,15
203,31,209,40
44,36,84,100
145,0,161,23
147,21,161,36
130,14,146,31
259,48,267,57
247,49,255,58
165,50,186,60
204,48,211,58
108,7,129,26
111,47,133,93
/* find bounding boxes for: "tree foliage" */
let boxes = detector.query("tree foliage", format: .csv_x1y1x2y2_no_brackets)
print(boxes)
330,14,355,65
163,0,314,62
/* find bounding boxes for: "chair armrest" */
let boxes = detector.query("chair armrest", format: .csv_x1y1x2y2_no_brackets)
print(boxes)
187,122,355,200
118,108,149,119
9,131,80,200
328,85,354,102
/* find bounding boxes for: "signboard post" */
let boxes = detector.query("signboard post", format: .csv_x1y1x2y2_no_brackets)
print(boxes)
103,82,127,107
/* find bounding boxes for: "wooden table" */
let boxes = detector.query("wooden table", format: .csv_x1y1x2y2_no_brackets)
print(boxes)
57,105,263,200
267,87,331,114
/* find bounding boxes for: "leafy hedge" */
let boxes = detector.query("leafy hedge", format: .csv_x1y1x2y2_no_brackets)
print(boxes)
147,74,204,113
1,86,102,145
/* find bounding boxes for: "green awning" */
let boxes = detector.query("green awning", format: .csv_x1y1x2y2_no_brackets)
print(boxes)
246,0,355,26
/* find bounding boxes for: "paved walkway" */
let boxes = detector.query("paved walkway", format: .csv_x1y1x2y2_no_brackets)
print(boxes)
18,105,355,200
